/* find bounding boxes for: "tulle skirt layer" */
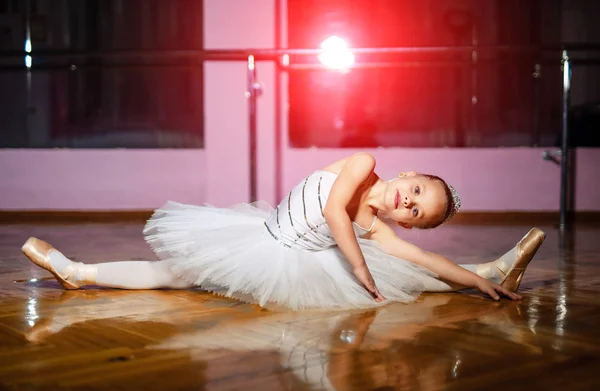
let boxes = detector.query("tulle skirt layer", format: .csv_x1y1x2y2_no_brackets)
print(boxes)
143,201,439,311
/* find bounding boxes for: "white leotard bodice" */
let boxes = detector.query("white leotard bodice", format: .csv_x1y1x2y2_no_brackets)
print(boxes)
264,170,377,251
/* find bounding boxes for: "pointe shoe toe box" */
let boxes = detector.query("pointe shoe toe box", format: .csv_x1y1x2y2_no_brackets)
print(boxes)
21,237,80,289
501,228,546,292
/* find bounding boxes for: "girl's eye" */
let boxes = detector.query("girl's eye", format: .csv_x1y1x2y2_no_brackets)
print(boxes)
415,186,420,195
412,207,419,217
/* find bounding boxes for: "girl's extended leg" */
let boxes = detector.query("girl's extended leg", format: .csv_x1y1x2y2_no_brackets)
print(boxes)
422,228,546,293
22,237,193,289
96,260,193,289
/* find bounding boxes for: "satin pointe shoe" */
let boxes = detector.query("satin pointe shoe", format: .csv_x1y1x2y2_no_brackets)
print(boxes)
500,228,546,292
21,237,94,289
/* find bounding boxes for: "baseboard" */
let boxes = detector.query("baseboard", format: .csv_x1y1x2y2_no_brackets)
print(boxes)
447,211,600,226
1,210,600,226
0,210,154,224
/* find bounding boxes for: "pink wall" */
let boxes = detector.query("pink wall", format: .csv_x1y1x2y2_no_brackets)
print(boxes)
204,0,275,50
203,0,277,206
2,148,599,211
0,150,205,210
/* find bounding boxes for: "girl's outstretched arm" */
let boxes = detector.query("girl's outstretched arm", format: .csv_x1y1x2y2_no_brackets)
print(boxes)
324,153,385,302
370,221,520,300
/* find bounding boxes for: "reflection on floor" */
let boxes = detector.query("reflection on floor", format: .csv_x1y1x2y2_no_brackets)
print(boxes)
0,223,599,390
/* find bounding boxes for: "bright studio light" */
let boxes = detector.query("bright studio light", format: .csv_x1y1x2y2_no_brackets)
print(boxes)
318,36,355,71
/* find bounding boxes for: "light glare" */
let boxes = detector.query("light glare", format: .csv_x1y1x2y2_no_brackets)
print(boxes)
318,36,355,71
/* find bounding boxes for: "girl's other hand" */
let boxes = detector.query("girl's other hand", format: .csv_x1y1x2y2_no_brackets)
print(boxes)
475,278,522,301
353,265,386,302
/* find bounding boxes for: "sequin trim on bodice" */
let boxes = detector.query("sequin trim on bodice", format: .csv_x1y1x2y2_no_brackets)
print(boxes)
264,171,376,251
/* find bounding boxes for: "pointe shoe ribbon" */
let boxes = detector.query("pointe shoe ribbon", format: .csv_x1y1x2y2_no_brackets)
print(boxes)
60,262,98,288
499,228,546,292
21,237,96,289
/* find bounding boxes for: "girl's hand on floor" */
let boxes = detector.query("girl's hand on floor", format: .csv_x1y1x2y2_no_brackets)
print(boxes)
475,278,522,301
354,265,386,302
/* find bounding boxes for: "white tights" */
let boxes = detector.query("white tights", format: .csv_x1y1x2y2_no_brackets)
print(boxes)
95,260,195,289
49,253,194,289
48,250,511,292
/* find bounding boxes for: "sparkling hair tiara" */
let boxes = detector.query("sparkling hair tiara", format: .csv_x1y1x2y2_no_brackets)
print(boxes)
443,182,461,223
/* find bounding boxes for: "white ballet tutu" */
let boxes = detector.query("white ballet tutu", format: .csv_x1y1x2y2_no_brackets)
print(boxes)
143,201,439,311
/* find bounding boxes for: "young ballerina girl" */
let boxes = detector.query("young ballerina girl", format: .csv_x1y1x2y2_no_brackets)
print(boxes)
22,153,545,310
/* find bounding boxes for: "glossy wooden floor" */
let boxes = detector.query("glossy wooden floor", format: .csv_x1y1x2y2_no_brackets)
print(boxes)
1,223,599,391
